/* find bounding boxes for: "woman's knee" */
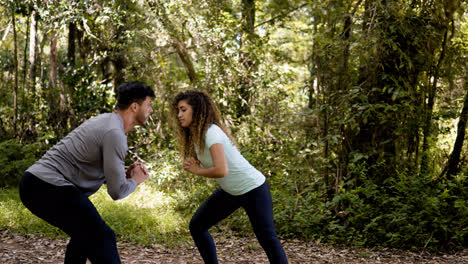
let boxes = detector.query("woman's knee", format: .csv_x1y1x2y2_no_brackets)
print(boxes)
189,215,206,235
254,227,278,243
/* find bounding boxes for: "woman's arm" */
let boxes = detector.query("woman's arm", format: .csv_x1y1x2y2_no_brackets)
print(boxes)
183,143,228,178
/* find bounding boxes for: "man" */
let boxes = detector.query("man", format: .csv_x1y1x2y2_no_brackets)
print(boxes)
19,81,155,263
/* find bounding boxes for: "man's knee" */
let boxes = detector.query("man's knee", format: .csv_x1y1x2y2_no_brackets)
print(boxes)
98,224,117,242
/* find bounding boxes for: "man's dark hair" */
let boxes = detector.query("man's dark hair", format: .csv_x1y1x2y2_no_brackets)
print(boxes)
115,81,155,110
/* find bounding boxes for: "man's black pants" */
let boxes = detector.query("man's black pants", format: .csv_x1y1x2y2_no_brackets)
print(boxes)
19,172,121,264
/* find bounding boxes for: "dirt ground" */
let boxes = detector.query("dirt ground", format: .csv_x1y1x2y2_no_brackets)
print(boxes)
1,229,466,263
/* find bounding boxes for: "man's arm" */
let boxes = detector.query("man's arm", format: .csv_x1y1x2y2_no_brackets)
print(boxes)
102,129,138,200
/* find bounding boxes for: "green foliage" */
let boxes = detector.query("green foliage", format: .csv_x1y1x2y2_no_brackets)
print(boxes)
0,188,64,237
90,186,191,247
66,66,116,122
0,139,48,187
0,185,192,247
271,164,467,251
0,0,466,253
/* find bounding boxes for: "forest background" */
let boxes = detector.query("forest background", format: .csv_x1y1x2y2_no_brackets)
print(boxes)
0,0,466,253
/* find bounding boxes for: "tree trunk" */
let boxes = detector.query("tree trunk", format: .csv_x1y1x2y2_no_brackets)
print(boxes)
58,63,69,131
419,0,460,176
0,21,12,46
49,30,69,136
111,0,129,91
38,32,49,93
12,7,19,136
19,13,31,138
148,1,198,86
420,27,449,176
112,25,126,91
336,15,351,91
49,31,58,118
22,9,38,139
68,22,76,66
172,39,197,85
112,55,126,92
66,22,77,126
49,31,58,92
237,0,256,117
335,1,362,192
22,14,30,95
443,87,468,177
308,20,318,110
346,0,399,184
337,1,361,91
76,22,88,61
29,10,37,93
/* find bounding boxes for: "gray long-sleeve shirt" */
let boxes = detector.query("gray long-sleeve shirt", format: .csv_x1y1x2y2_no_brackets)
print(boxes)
27,113,137,200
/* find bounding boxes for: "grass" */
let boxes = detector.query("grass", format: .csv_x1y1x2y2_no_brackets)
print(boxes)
0,149,250,248
0,188,64,237
0,184,194,247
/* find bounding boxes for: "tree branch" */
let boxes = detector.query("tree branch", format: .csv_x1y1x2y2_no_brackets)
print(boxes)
255,3,308,28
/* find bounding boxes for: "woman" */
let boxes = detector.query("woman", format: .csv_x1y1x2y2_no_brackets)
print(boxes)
171,90,288,264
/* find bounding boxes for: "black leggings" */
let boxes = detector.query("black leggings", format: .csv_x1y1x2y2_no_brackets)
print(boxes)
189,181,288,263
19,172,121,264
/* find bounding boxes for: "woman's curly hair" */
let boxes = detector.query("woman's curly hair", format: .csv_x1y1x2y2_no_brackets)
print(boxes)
171,90,238,159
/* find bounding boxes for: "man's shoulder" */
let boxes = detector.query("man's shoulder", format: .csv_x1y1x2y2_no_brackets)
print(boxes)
90,112,115,122
85,113,123,131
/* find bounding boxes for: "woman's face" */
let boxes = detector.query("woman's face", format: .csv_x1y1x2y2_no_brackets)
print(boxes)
177,100,194,128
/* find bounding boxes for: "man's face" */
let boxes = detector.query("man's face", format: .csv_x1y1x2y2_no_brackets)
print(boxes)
135,96,154,126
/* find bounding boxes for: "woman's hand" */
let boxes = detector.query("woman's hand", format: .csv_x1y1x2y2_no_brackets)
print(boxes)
182,144,227,178
183,157,201,174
